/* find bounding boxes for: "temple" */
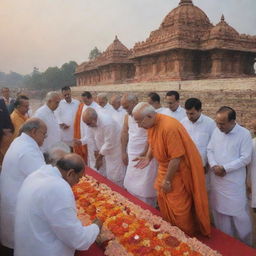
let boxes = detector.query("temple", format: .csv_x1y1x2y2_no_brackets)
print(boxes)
75,0,256,86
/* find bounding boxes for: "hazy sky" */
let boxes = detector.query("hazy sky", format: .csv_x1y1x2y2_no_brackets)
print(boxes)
1,0,255,74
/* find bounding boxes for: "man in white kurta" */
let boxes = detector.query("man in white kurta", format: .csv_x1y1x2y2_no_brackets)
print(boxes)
207,106,252,245
0,118,46,250
81,108,126,187
181,98,215,167
147,92,167,114
161,91,186,121
121,94,157,206
97,93,115,116
14,154,100,256
110,95,126,128
34,91,61,152
55,86,79,146
247,120,256,211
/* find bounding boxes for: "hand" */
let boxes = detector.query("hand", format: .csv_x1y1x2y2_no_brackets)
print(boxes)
95,154,103,170
133,156,150,169
212,165,226,177
122,152,129,166
59,123,70,130
161,180,172,193
93,218,103,230
94,151,99,159
73,138,82,146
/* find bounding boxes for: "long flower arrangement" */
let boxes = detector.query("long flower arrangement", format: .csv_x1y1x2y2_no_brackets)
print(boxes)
73,175,222,256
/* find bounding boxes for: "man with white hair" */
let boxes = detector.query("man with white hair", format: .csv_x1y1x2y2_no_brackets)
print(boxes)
97,93,115,115
121,94,157,206
132,102,210,237
77,108,125,186
55,86,79,147
34,91,61,152
110,95,126,128
0,118,47,254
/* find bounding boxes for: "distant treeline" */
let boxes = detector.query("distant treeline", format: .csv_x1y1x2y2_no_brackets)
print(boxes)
0,61,78,90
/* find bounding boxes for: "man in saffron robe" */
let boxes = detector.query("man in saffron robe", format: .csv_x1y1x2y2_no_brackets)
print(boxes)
132,102,211,237
10,95,29,138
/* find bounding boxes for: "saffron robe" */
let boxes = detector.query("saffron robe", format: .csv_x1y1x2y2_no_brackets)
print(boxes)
10,109,28,138
148,113,211,236
73,103,88,164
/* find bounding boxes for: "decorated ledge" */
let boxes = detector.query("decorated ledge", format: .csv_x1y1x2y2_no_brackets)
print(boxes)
73,175,221,256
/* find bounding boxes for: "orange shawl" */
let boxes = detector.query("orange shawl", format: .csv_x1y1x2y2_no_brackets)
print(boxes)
73,103,88,164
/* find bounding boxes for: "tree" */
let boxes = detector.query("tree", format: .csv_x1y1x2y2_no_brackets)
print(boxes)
89,47,101,60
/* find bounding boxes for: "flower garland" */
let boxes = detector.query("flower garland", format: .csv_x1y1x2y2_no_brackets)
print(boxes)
73,175,222,256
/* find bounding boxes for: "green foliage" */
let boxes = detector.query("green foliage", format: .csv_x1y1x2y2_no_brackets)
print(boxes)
23,61,78,90
89,47,101,60
0,71,24,88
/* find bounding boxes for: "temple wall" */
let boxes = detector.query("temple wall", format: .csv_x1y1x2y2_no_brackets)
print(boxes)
72,77,256,130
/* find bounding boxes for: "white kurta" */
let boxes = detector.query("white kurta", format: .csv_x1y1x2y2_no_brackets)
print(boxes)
14,165,99,256
55,98,79,146
34,104,61,152
207,124,252,216
0,133,45,248
100,103,115,116
124,116,157,198
112,106,126,129
248,137,256,208
161,106,186,121
155,107,168,114
181,114,216,166
82,113,126,186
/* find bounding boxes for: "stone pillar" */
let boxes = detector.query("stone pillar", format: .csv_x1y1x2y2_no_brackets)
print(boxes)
210,51,223,77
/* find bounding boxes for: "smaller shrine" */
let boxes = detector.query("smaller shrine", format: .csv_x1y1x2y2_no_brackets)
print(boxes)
75,36,135,86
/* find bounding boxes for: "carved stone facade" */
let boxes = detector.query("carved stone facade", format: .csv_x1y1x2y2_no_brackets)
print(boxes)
75,0,256,86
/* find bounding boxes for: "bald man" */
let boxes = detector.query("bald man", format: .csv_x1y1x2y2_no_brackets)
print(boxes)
34,92,61,152
97,93,115,116
121,95,157,206
14,153,101,256
78,108,125,186
110,95,126,128
0,118,47,253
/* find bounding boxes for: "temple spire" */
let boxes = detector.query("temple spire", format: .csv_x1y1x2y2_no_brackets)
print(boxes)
221,14,225,22
179,0,193,5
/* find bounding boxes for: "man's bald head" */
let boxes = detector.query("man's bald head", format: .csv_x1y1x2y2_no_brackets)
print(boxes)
56,153,85,187
97,93,108,108
110,95,121,110
82,108,98,127
132,102,156,129
121,94,138,115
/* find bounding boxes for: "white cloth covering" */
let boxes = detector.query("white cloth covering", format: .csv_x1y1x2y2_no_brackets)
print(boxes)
55,98,79,146
155,107,168,114
34,104,61,152
81,112,126,186
161,105,186,121
0,133,45,248
207,124,252,216
247,137,256,208
112,106,126,129
124,115,157,198
14,165,99,256
100,103,115,116
181,114,216,166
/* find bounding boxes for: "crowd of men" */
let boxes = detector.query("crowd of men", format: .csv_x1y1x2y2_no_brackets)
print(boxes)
0,86,256,255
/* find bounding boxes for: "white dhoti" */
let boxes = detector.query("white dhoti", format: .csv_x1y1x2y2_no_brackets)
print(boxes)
124,153,157,205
